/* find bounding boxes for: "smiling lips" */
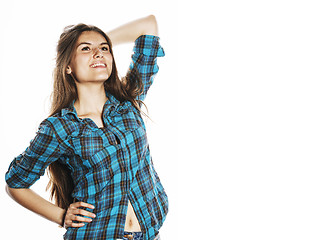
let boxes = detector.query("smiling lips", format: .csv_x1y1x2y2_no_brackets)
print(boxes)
90,62,107,68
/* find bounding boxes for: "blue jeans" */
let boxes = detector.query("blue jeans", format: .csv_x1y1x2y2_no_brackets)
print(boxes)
122,232,143,240
122,231,160,240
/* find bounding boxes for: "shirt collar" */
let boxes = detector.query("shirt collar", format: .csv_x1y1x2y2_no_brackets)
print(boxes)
60,91,122,119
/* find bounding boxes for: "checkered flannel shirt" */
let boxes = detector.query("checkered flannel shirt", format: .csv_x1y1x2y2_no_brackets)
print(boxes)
5,35,168,240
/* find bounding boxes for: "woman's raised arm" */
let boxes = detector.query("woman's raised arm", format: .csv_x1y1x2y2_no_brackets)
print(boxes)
107,15,158,46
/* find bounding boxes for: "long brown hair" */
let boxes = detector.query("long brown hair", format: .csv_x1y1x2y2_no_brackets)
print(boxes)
47,24,143,209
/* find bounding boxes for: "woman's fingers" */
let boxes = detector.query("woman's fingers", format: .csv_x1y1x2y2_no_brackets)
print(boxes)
73,208,96,218
71,214,93,223
64,218,85,228
64,201,96,228
70,222,85,228
72,201,95,210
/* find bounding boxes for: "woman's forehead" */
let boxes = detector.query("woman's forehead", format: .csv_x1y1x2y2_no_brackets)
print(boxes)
77,31,107,44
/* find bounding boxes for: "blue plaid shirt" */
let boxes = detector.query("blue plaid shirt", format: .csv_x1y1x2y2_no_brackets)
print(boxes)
5,35,168,240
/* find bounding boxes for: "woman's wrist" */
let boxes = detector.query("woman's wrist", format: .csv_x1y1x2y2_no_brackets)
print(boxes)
58,209,67,228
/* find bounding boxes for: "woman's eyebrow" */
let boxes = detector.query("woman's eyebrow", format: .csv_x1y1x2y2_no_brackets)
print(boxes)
77,42,109,48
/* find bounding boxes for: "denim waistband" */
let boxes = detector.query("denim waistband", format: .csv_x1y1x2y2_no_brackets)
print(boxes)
123,231,143,240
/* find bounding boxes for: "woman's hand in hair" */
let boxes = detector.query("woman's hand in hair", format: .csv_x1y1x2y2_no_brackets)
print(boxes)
63,201,96,228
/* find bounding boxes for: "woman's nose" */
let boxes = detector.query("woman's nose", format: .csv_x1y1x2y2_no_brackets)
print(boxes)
94,48,103,58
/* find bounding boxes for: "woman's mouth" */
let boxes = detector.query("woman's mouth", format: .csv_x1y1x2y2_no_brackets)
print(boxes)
90,62,107,68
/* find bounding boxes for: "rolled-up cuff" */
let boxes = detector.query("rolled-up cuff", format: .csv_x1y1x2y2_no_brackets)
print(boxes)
133,35,165,57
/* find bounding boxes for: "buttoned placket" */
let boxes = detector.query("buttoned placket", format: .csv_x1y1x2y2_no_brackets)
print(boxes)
100,100,132,204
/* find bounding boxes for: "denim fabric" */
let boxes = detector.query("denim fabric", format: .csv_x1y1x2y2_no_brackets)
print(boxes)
122,231,160,240
123,231,143,240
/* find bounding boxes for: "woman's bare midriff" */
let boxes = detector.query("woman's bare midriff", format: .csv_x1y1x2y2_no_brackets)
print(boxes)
124,200,142,232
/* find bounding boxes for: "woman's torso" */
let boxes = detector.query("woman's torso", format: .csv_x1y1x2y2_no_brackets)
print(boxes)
77,106,141,232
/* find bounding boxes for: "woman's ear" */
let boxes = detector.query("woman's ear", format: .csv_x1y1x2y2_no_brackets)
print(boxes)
66,66,72,74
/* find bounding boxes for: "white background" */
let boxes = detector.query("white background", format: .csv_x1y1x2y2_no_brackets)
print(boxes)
1,0,316,239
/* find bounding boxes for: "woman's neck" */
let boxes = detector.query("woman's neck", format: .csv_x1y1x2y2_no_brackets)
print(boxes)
74,82,108,117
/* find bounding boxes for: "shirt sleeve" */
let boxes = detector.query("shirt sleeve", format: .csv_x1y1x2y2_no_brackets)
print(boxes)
129,35,165,101
5,120,62,188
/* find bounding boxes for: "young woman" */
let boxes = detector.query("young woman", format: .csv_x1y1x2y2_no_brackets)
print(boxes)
5,15,168,240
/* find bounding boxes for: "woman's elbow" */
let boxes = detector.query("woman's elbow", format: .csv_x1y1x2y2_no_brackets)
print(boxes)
5,184,13,196
5,184,20,198
5,184,13,198
145,14,158,36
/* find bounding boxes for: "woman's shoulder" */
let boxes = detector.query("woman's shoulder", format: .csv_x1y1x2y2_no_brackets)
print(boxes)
39,109,80,140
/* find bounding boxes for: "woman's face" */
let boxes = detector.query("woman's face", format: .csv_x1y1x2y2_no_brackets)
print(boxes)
68,31,113,83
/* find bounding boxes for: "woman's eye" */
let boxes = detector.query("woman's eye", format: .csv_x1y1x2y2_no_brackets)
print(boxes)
101,46,109,51
81,46,90,51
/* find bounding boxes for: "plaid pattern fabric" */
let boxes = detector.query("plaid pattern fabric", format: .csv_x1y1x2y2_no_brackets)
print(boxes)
5,35,168,240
